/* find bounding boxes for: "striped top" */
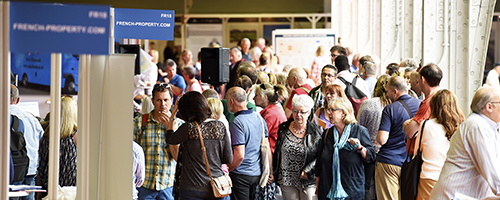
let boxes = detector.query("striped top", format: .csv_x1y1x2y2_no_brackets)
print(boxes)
430,113,500,199
133,112,183,190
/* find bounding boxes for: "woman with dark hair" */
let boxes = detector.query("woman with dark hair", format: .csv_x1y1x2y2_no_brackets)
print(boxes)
414,89,465,200
316,98,376,200
312,84,347,129
165,91,233,200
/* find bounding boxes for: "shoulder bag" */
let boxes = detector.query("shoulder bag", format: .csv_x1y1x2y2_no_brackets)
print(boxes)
259,118,271,187
400,119,428,200
195,122,232,198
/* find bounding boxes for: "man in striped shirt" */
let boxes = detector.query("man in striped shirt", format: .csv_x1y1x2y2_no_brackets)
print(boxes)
430,86,500,199
134,83,181,200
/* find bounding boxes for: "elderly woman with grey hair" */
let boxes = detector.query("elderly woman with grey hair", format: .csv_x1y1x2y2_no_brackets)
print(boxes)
273,94,323,200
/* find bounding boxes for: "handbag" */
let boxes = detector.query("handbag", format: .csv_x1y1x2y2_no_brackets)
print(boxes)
259,118,271,187
400,119,428,200
195,122,232,198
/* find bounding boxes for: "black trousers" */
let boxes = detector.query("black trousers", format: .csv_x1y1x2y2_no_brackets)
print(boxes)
229,173,260,200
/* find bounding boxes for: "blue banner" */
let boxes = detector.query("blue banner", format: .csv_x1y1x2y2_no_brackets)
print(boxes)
115,8,174,40
10,2,110,55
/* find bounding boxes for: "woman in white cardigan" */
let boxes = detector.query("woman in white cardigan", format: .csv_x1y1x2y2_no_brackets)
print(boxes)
413,89,465,200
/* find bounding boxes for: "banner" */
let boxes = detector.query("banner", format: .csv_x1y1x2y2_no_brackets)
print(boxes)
115,8,174,40
10,2,111,55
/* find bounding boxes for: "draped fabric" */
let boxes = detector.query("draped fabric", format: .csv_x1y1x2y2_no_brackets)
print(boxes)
327,124,358,200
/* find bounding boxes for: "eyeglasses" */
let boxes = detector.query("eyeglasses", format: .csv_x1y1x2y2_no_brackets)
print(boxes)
292,110,310,115
330,54,340,58
490,101,500,104
326,108,342,113
321,73,335,78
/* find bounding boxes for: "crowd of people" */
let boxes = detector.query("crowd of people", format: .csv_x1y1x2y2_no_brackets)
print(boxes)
8,37,500,200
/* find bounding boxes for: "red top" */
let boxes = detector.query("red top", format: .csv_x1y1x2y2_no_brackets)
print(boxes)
285,84,313,111
413,95,432,124
260,104,287,154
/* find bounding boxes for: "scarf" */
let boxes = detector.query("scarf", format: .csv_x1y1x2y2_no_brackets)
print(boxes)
326,123,357,200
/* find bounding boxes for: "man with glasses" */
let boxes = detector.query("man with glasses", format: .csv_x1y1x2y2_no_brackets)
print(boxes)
309,64,338,121
134,83,182,200
430,86,500,199
375,76,421,200
329,45,347,64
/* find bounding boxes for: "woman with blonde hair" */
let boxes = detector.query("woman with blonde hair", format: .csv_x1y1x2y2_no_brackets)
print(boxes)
310,45,330,85
37,96,78,199
356,74,392,199
316,98,376,200
414,89,465,200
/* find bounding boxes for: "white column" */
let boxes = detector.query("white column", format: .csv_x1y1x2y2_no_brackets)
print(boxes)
48,53,62,200
0,2,10,199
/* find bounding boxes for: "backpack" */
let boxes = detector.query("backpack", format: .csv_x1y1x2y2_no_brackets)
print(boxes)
337,76,368,117
10,115,29,182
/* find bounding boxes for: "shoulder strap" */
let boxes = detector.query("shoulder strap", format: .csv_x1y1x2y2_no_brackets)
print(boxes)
11,115,20,133
397,99,412,118
138,114,148,145
337,76,348,85
352,75,359,85
196,122,212,179
416,120,428,154
299,86,310,94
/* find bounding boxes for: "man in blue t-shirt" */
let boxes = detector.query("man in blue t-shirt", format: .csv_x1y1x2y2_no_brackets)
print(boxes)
159,59,186,103
375,76,421,200
226,87,269,200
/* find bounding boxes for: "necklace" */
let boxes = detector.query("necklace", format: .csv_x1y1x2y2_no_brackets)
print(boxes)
293,122,306,134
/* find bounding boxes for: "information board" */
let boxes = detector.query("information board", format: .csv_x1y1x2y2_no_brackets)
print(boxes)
10,2,111,55
273,29,335,70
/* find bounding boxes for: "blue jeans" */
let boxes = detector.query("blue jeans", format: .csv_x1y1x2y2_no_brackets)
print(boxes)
138,186,174,200
178,190,229,200
10,175,35,200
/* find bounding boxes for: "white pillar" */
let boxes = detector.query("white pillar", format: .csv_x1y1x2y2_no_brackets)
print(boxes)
0,2,10,199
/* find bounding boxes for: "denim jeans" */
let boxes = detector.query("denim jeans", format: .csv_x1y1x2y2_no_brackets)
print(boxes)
178,190,229,200
138,186,174,200
10,175,35,200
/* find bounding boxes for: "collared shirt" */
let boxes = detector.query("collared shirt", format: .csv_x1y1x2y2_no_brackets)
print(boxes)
430,113,500,199
309,84,325,122
230,109,268,176
133,112,183,190
10,105,44,175
132,141,145,199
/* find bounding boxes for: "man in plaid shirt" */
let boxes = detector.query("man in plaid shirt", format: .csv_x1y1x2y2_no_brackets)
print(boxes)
134,83,181,200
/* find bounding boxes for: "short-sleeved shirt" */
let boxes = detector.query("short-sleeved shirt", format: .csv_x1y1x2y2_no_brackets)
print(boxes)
159,74,186,103
230,109,268,176
377,94,421,166
133,112,183,190
221,99,256,124
412,94,432,124
285,84,312,111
